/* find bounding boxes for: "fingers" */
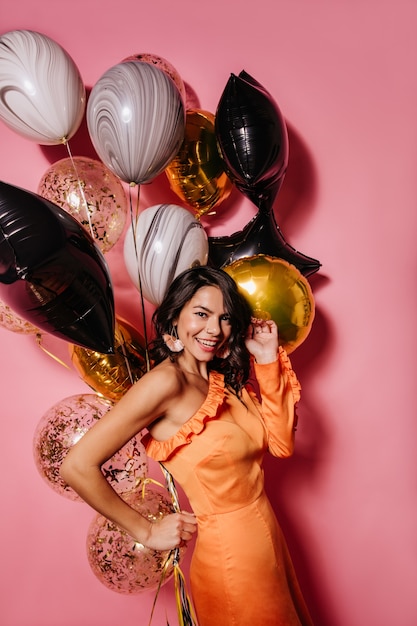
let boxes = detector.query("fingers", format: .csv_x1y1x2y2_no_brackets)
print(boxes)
246,318,279,363
176,511,198,545
179,512,198,533
144,510,197,551
250,318,277,335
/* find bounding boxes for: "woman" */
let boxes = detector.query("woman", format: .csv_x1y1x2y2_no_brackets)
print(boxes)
61,266,313,625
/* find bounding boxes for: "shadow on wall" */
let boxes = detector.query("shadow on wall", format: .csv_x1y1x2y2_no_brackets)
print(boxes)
262,121,334,625
274,121,319,241
265,300,337,626
261,123,335,626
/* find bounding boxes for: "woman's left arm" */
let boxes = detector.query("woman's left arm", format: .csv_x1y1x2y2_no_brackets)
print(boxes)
253,354,300,457
246,319,301,458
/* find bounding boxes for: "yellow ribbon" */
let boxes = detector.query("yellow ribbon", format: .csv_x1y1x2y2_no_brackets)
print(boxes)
135,476,166,501
145,467,199,625
36,333,71,370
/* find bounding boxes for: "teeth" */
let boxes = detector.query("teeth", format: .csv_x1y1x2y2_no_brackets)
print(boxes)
197,339,217,347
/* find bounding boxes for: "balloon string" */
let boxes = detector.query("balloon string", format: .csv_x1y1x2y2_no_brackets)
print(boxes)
140,475,178,626
114,319,135,386
35,333,71,370
128,185,151,372
135,476,167,496
64,141,95,241
147,550,176,626
159,463,181,513
159,463,199,626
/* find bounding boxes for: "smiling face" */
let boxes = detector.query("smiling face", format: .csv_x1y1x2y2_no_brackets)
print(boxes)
175,286,232,363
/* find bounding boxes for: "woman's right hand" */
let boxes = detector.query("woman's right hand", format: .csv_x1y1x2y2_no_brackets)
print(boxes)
141,511,198,551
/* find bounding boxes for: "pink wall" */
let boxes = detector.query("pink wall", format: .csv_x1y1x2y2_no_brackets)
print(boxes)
1,1,416,625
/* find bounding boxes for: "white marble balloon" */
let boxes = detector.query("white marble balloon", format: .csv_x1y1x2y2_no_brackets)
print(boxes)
124,204,208,306
87,61,185,184
122,52,186,103
0,30,85,144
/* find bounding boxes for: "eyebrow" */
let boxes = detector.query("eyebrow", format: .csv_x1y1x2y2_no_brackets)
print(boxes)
192,305,229,316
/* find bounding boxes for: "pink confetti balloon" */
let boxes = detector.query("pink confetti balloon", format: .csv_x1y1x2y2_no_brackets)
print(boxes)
86,486,185,594
0,298,38,334
38,157,128,253
33,394,148,501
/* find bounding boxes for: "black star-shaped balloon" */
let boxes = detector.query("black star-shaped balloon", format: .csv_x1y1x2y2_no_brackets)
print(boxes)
0,180,115,352
211,70,321,275
208,208,320,277
215,70,289,212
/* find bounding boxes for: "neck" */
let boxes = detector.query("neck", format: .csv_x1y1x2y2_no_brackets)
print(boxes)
176,354,209,380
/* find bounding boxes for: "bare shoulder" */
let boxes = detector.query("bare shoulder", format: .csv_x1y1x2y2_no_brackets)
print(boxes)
120,360,184,415
137,361,183,392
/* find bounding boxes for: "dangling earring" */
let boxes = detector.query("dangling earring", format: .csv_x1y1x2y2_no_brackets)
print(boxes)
163,326,184,353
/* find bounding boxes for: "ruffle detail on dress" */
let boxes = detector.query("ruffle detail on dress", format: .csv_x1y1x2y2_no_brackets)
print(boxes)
278,346,301,403
142,370,226,461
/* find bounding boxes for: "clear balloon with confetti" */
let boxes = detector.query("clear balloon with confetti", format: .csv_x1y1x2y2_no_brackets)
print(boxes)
38,156,128,253
33,393,148,500
86,484,185,594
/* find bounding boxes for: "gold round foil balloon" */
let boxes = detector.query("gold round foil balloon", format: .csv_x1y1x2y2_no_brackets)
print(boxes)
165,109,232,218
224,255,315,353
69,318,148,401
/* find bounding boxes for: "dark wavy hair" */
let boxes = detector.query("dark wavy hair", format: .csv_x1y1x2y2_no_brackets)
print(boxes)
149,266,253,394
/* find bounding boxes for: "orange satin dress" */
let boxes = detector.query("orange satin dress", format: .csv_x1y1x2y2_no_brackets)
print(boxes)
143,349,313,626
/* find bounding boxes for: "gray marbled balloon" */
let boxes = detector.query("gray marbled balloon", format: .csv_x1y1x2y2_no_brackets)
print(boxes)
124,204,208,306
0,30,85,144
87,61,185,184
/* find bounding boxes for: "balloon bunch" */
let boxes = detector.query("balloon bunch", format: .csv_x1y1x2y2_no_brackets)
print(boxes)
31,391,182,595
0,27,321,608
0,31,191,599
0,28,319,354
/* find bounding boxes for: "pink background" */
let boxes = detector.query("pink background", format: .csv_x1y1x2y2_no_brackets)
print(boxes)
1,1,416,625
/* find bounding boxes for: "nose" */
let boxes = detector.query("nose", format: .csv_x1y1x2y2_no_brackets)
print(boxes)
206,319,220,336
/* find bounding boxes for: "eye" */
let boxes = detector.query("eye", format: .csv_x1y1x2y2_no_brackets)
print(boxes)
195,311,208,318
221,314,231,323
